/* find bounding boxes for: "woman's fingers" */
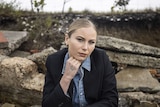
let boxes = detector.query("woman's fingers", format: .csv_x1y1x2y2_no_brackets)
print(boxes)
64,57,81,79
67,57,81,71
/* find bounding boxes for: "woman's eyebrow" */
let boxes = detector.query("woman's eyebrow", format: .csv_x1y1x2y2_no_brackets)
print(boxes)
89,38,96,41
76,36,96,41
76,36,85,39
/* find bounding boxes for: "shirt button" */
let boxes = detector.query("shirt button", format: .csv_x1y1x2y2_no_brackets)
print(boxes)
81,104,84,107
58,102,63,107
80,92,83,95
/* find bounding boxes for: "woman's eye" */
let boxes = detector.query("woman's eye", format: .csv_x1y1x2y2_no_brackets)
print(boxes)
77,38,83,42
89,41,95,44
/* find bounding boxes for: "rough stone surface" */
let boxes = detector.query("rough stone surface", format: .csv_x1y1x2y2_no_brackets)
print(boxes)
0,86,42,106
0,54,9,62
1,103,15,107
0,49,10,55
0,30,28,55
107,50,160,69
97,36,160,58
9,50,31,57
27,47,57,73
0,32,8,48
21,73,44,92
0,57,43,106
116,66,160,93
119,92,160,107
0,57,37,86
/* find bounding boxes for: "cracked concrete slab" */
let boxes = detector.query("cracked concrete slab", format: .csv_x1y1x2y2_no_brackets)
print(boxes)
0,30,28,55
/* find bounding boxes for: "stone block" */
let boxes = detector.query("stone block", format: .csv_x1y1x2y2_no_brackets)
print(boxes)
116,66,160,93
0,30,28,55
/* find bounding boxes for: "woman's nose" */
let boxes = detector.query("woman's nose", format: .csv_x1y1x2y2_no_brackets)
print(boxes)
82,42,88,50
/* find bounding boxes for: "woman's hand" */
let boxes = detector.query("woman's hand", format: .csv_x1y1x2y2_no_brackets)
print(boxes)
63,57,81,80
60,57,81,94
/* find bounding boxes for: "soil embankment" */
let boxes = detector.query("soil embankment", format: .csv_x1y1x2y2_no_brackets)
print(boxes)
0,12,160,51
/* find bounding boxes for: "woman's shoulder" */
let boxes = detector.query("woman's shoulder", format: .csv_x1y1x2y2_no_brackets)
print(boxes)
91,47,109,61
92,47,106,56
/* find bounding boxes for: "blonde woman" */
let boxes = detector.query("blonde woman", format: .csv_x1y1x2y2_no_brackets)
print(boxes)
42,18,118,107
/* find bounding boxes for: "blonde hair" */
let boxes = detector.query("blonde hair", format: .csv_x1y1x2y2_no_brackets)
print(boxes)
67,18,97,37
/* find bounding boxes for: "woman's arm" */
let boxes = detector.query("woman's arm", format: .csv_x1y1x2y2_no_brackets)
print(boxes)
60,57,81,94
42,56,81,107
42,55,71,107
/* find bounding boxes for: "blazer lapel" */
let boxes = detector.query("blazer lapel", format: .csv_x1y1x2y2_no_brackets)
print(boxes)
83,58,99,99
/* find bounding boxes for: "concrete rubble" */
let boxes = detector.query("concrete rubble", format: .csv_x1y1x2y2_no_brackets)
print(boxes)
0,32,8,49
0,31,160,106
0,30,28,55
97,36,160,57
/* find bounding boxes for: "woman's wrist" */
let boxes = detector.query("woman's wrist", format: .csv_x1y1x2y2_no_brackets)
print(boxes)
62,74,73,81
60,75,72,94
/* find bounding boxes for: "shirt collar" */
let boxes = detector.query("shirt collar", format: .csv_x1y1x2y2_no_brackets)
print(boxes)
81,56,91,71
62,52,91,74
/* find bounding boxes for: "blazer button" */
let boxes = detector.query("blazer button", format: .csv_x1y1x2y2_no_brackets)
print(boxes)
58,102,64,107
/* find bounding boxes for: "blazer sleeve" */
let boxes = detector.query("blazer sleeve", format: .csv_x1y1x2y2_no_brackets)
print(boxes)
42,55,72,107
87,50,118,107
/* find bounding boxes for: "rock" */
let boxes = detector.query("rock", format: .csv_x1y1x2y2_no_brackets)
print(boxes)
116,66,160,93
0,57,37,87
1,103,15,107
0,49,11,56
0,30,28,55
0,57,42,106
119,92,160,107
107,50,160,69
9,50,31,57
21,73,44,92
97,36,160,58
0,32,8,49
135,101,158,107
149,69,160,81
27,47,57,73
0,54,9,62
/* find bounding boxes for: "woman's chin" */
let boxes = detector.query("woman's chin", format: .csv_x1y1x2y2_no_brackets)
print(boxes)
76,57,86,62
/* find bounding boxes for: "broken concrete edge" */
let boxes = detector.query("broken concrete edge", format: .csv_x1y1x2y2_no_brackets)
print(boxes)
106,50,160,69
97,35,160,58
0,48,11,56
0,30,28,55
118,88,160,93
119,92,160,106
0,57,44,91
0,42,9,49
0,54,9,62
0,32,8,48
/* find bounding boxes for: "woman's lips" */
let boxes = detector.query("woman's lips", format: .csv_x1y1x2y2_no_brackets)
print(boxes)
79,53,87,57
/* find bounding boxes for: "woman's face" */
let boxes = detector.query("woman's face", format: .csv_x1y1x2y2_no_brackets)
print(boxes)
65,26,97,62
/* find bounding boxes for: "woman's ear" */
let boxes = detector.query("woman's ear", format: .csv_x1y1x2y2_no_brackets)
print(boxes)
65,34,69,46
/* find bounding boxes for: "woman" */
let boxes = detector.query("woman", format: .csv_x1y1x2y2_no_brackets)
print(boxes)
42,18,118,107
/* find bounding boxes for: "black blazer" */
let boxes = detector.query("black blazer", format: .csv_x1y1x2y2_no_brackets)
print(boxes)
42,48,118,107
